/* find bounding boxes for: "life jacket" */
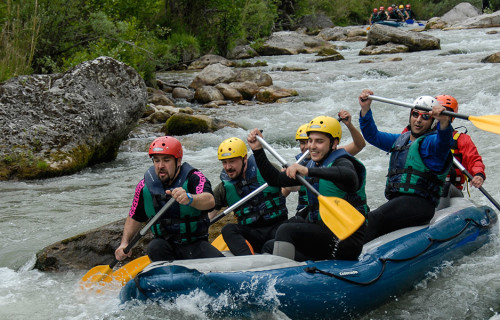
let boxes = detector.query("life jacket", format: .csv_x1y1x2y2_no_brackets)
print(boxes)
220,155,287,226
142,163,209,244
295,153,309,212
385,131,452,206
305,149,369,223
448,131,466,190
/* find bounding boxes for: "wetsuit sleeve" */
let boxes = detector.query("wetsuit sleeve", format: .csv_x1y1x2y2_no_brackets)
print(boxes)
420,122,453,172
307,157,360,193
186,170,213,195
457,133,486,179
129,180,148,223
212,182,228,210
253,148,301,187
359,109,399,152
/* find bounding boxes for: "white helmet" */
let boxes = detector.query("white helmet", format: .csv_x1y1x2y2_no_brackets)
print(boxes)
413,96,440,108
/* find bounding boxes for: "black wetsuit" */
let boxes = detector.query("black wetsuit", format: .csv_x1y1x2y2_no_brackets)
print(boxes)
253,148,366,261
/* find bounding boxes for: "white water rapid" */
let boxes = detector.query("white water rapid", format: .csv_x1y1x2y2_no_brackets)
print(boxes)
1,27,499,319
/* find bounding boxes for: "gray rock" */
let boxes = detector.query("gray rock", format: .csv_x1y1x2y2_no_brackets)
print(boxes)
0,56,147,181
256,31,336,56
360,43,410,55
35,218,152,272
233,69,273,87
194,86,225,103
189,63,236,89
188,54,233,70
446,10,500,29
367,24,440,51
215,83,243,102
441,2,481,24
227,45,259,60
297,13,334,32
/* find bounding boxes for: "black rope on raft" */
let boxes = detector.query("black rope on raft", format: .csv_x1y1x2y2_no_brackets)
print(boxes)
305,218,488,286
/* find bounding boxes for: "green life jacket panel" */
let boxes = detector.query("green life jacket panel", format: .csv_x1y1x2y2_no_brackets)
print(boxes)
385,131,452,206
220,155,287,225
143,163,209,244
306,149,369,222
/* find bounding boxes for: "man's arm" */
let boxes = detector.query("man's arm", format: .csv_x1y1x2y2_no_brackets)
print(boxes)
208,182,227,219
458,133,486,187
358,90,399,152
338,109,366,156
185,170,215,210
308,157,360,193
115,216,142,261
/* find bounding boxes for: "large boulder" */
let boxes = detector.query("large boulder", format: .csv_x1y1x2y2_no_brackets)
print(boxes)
445,10,500,29
162,113,240,135
441,2,481,24
256,31,337,56
35,218,151,272
317,26,367,42
0,56,147,181
297,13,334,32
35,213,236,272
366,24,440,52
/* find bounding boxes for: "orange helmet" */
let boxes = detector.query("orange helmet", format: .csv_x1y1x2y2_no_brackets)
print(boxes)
379,6,385,11
148,136,183,159
373,8,378,13
435,95,458,113
388,6,393,11
435,95,458,121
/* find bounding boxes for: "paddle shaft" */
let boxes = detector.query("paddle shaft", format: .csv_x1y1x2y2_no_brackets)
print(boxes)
452,157,500,211
209,150,310,224
255,136,320,197
368,95,471,121
109,197,176,269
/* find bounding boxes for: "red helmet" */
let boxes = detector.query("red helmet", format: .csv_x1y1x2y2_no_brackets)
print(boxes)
406,4,411,8
435,95,458,113
379,6,385,10
148,136,183,159
373,8,378,13
388,6,393,11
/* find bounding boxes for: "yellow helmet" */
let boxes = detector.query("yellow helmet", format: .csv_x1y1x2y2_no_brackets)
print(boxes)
217,137,247,160
306,116,342,141
295,123,309,140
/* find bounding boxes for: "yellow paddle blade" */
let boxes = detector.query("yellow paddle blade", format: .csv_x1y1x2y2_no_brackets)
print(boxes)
80,265,113,284
469,115,500,135
318,195,365,241
105,255,151,285
211,234,229,251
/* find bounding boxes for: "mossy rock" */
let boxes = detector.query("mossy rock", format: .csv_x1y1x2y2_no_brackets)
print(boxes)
162,113,213,135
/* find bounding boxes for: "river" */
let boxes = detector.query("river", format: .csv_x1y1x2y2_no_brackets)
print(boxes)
1,27,499,319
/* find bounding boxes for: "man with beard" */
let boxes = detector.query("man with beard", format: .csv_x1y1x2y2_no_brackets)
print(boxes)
209,137,288,255
358,89,453,243
115,136,224,262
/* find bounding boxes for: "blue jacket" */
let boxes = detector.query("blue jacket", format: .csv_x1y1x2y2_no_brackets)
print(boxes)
359,109,453,172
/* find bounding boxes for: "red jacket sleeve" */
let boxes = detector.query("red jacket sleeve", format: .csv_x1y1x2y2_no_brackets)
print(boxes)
457,134,486,179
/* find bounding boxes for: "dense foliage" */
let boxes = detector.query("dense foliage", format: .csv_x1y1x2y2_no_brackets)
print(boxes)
1,0,498,84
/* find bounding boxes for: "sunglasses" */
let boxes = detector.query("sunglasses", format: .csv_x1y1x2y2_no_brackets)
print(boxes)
411,110,431,120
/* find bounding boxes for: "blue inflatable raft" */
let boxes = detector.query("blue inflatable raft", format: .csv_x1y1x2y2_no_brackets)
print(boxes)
120,197,497,319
